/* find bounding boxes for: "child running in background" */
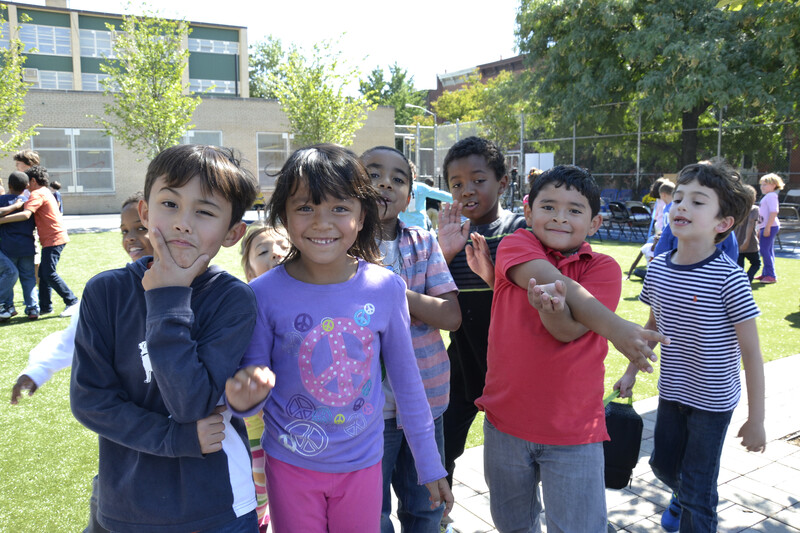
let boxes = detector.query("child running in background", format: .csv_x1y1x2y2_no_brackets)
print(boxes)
735,184,760,282
756,173,784,283
361,146,461,533
617,162,765,532
238,221,290,533
225,144,453,532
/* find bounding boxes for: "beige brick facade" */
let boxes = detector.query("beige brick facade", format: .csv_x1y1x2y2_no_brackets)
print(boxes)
2,90,395,215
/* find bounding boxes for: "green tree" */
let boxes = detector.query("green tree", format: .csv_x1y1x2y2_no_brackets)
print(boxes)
0,9,38,156
359,63,427,125
249,36,286,100
97,8,199,159
275,40,375,146
517,0,800,168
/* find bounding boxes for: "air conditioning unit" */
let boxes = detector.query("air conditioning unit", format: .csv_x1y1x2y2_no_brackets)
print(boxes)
23,68,39,83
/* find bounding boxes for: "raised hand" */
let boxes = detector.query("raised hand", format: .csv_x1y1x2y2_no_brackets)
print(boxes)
465,232,495,288
437,202,470,263
141,227,210,290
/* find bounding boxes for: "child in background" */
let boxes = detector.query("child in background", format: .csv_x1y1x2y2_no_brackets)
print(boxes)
361,146,461,533
617,162,765,533
71,145,261,532
735,184,760,282
239,221,290,533
756,172,784,283
471,166,666,532
50,180,63,213
435,137,527,489
659,180,675,231
0,172,37,321
225,144,453,532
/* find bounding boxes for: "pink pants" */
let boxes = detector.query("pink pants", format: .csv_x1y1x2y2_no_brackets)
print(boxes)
264,455,382,533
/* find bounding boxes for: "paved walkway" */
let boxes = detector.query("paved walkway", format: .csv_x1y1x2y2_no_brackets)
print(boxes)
440,354,800,533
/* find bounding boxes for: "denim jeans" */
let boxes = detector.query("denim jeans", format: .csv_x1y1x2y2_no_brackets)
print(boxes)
650,398,733,533
9,255,37,311
0,250,17,307
39,244,77,311
381,415,445,533
483,418,607,533
736,252,761,282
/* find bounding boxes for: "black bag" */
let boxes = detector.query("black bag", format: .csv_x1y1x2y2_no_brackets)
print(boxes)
603,391,643,489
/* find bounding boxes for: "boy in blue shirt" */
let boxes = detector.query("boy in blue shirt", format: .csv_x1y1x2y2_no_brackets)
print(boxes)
70,144,261,533
0,171,37,320
617,162,765,532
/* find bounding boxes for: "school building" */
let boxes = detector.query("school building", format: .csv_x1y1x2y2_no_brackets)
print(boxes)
1,1,394,215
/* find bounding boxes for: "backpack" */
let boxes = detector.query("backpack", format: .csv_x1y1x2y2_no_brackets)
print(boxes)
603,391,644,489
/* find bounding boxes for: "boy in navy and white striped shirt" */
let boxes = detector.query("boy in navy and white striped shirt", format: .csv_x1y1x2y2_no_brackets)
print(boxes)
616,161,766,533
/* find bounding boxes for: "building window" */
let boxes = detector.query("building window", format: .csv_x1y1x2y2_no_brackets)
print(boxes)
31,128,115,194
19,24,71,55
188,38,238,55
181,130,222,146
81,72,110,92
30,70,73,90
257,133,292,189
190,78,236,94
79,28,114,58
1,22,9,49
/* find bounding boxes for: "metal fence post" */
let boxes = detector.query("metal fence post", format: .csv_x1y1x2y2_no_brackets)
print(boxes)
572,122,577,165
717,106,723,159
636,108,642,192
456,119,460,142
415,122,421,175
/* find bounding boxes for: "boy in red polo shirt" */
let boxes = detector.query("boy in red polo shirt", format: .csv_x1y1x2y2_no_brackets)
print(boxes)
471,165,665,532
0,166,78,317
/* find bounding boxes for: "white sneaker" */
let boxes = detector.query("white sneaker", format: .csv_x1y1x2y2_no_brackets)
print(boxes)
60,301,80,318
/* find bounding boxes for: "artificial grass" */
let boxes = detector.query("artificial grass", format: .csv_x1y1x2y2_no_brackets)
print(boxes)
1,232,797,531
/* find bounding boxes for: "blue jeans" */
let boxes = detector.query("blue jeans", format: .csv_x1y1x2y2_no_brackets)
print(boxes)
0,250,17,307
39,244,77,311
483,418,607,533
381,415,445,533
650,398,733,533
9,255,37,311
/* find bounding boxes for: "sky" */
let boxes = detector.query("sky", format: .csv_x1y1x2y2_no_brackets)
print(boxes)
28,0,520,90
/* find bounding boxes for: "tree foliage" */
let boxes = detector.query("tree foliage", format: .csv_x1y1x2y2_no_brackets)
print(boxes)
249,36,285,100
517,0,800,167
358,63,427,125
97,9,199,159
274,40,375,146
0,10,38,156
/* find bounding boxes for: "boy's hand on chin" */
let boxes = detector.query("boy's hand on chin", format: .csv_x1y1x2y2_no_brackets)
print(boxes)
142,228,209,290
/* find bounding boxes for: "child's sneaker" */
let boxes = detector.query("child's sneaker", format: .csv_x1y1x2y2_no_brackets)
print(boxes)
759,276,777,284
0,305,12,321
661,493,681,532
26,307,39,320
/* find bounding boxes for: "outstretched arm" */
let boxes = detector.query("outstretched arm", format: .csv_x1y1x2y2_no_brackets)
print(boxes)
527,278,588,342
0,209,32,225
508,258,666,371
0,199,23,217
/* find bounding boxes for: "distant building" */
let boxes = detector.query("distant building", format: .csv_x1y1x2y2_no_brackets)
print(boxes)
426,54,526,108
1,1,393,214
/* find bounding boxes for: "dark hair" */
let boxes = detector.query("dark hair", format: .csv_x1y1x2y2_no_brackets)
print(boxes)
267,144,382,264
528,165,601,217
122,191,144,210
144,144,258,228
50,180,62,191
676,162,751,243
649,177,668,198
13,150,39,167
442,136,506,185
360,146,412,178
25,166,49,187
8,171,29,193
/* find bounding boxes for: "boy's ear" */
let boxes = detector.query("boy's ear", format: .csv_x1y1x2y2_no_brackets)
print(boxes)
586,213,604,237
137,199,149,228
498,174,509,195
222,221,247,248
714,215,735,235
523,202,533,227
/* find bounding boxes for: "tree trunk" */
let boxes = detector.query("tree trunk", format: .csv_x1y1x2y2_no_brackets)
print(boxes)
680,102,710,168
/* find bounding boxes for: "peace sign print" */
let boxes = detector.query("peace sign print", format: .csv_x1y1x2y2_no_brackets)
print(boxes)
286,394,315,420
294,313,313,332
283,331,304,356
354,309,370,326
298,318,375,407
344,413,367,437
283,420,329,457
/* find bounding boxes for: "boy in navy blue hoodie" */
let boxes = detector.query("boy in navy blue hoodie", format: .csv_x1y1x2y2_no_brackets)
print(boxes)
70,145,262,533
0,171,37,320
